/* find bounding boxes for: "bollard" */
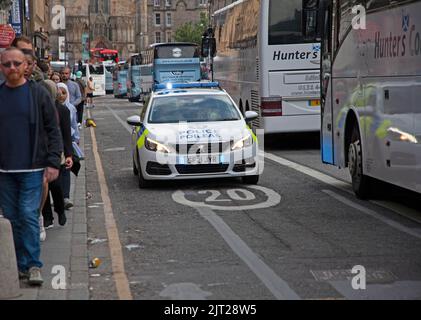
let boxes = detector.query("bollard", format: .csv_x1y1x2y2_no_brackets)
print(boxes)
0,212,20,299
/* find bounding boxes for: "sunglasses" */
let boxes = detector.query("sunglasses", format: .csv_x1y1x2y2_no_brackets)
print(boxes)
1,61,24,68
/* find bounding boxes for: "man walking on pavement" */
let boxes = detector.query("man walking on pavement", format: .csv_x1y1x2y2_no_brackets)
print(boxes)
60,67,82,209
0,47,63,286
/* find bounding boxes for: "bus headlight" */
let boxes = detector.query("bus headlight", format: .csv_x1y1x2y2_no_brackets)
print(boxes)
145,137,172,153
231,135,253,151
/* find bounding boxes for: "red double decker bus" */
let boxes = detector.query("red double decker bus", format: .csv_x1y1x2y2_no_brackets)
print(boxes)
90,48,119,63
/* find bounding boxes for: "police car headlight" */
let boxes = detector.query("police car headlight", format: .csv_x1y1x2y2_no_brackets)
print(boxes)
145,137,171,153
231,134,253,151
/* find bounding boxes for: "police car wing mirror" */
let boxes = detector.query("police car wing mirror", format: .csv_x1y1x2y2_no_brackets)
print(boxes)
244,111,258,123
127,115,141,127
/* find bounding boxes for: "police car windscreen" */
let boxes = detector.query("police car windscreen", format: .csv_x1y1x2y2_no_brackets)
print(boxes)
148,95,241,124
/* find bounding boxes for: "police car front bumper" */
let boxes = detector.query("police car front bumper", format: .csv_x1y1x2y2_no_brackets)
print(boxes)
138,147,259,180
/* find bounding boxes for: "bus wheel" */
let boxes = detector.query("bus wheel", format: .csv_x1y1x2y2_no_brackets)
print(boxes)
348,128,370,199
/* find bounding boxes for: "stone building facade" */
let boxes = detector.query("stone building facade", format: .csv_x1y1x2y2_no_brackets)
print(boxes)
136,0,209,51
49,0,137,63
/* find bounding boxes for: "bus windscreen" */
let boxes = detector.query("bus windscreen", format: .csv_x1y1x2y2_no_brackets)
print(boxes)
89,64,104,75
269,0,319,45
155,45,200,59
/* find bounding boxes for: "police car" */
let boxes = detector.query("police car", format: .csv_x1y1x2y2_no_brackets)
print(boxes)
126,82,260,188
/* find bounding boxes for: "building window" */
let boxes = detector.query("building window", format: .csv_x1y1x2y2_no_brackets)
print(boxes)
166,31,172,42
155,13,161,26
155,32,162,43
90,0,99,13
104,0,109,14
154,0,160,6
166,12,172,26
165,0,172,6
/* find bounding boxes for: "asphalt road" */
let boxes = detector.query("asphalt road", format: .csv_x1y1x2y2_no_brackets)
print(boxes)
83,95,421,300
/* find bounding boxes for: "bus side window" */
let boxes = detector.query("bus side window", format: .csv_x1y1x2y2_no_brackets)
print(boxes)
336,0,361,49
366,0,391,11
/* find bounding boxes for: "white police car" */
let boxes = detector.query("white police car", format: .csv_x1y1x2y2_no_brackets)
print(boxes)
126,82,260,188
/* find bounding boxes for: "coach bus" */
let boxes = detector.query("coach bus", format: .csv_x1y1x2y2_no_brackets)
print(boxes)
319,0,421,197
211,0,321,133
113,61,128,98
127,53,143,102
144,42,202,87
103,60,116,94
76,62,106,96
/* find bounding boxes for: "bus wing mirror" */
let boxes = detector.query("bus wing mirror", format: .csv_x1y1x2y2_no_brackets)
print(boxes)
201,37,217,58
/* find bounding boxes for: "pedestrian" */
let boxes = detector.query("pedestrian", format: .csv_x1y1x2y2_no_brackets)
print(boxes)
12,36,45,81
75,71,86,127
50,72,62,83
40,80,73,229
57,82,80,209
0,47,63,286
60,67,82,109
86,76,95,108
23,52,44,82
37,60,50,80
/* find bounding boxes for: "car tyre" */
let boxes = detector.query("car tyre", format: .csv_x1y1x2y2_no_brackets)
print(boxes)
242,175,259,185
137,165,150,189
133,157,139,176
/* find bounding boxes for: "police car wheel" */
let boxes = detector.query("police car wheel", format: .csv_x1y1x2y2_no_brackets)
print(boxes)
137,167,150,188
133,158,139,176
242,175,259,185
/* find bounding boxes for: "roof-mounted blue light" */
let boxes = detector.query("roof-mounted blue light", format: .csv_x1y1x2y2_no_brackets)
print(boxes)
154,82,220,91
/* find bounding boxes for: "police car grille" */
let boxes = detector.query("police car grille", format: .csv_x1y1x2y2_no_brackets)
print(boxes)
175,164,229,174
175,142,230,154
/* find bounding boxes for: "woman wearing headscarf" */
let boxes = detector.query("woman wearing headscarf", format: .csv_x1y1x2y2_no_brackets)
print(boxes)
56,82,80,210
40,80,73,229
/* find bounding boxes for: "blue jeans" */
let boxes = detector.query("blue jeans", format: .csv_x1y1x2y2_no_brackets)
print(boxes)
0,171,44,271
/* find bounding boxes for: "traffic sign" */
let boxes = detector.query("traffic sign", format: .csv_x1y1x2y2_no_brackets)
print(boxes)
0,24,16,48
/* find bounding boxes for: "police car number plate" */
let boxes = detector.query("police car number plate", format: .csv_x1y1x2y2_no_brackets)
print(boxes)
187,155,219,165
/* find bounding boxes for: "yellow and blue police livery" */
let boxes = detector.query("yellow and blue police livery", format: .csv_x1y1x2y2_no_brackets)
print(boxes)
127,82,260,188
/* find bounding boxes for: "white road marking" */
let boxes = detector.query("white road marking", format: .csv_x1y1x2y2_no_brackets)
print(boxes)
172,185,281,211
104,105,134,133
104,147,126,152
265,152,421,225
265,152,352,193
322,189,421,240
196,206,300,300
159,283,212,300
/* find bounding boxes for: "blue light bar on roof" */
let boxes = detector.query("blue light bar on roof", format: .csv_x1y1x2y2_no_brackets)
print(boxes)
154,82,220,90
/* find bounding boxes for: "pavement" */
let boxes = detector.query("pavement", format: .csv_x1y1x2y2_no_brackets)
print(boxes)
14,126,90,300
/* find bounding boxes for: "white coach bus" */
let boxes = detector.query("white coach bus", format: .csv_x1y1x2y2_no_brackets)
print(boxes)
319,0,421,197
211,0,321,133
